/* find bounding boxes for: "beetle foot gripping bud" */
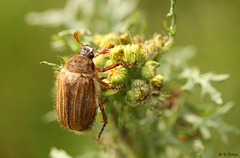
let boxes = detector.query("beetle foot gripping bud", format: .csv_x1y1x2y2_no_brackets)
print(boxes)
107,65,127,84
150,75,164,91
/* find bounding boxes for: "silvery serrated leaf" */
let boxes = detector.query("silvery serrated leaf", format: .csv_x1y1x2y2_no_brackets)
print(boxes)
202,73,229,82
181,68,229,104
183,113,203,127
201,84,223,104
214,102,234,116
199,125,211,140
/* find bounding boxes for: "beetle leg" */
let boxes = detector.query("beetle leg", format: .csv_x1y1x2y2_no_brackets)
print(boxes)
96,97,108,141
100,47,111,54
95,62,136,72
94,47,111,57
97,78,126,90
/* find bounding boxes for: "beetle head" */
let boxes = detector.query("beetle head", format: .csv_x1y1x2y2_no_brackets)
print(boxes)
79,45,95,59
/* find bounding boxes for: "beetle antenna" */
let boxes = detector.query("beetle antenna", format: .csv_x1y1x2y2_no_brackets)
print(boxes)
73,32,84,47
73,32,79,42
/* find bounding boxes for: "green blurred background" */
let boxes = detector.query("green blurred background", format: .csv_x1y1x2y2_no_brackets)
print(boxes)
0,0,239,157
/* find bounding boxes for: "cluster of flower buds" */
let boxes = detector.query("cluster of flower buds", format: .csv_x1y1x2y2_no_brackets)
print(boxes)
125,74,164,107
144,33,168,56
93,32,168,62
92,31,166,105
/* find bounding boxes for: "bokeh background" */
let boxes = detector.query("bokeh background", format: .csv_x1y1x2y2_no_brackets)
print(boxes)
0,0,239,157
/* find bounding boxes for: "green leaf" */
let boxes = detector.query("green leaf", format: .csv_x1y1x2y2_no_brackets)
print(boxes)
40,61,61,71
57,55,66,66
163,20,172,34
102,90,120,96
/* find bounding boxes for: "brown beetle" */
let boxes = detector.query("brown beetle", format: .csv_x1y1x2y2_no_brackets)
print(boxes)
55,32,135,140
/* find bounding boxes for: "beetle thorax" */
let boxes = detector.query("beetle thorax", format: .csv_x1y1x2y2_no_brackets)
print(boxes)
64,55,95,73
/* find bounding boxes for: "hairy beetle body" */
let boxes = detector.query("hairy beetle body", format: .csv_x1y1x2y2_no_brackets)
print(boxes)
56,55,100,131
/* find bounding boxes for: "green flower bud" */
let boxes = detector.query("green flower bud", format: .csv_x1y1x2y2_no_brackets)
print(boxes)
141,61,160,80
123,44,145,63
126,90,139,107
93,55,105,67
144,40,155,56
132,79,146,89
100,33,119,49
149,75,164,91
144,33,168,57
126,80,150,107
107,66,126,83
105,59,114,66
132,80,150,99
119,32,129,45
123,44,132,62
152,33,164,48
110,45,124,62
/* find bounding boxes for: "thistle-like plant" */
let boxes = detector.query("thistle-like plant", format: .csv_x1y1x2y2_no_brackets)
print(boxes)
30,0,239,157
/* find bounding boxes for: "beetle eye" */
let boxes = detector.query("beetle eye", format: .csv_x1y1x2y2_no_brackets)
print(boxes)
89,52,94,59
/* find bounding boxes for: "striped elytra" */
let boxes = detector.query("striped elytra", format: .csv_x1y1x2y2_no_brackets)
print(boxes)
56,55,100,131
57,76,97,130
